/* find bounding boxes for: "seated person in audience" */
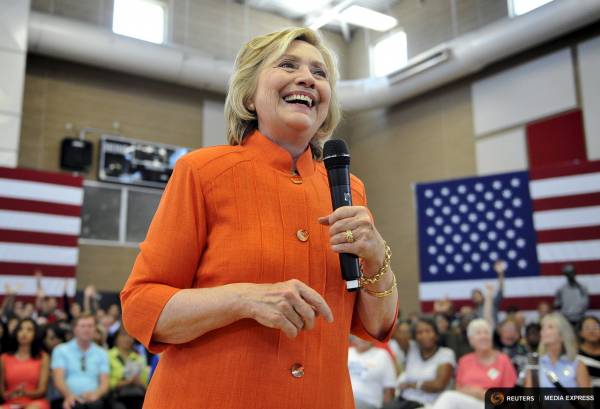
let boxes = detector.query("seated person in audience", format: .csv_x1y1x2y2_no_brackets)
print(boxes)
388,320,413,371
443,308,475,359
348,336,396,409
536,301,552,322
432,319,517,409
524,322,541,353
51,314,109,409
0,318,50,409
525,312,591,388
108,328,148,409
494,318,528,382
388,317,455,409
578,316,600,387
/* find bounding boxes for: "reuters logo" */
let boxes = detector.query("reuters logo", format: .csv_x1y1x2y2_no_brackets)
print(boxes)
490,391,505,406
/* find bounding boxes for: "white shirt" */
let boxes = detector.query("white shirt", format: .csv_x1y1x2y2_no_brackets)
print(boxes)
399,343,456,405
388,339,407,368
348,346,397,408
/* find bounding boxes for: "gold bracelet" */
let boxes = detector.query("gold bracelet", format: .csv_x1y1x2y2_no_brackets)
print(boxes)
362,273,397,298
359,241,392,286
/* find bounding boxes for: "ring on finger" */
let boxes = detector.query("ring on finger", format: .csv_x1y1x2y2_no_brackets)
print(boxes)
344,229,355,243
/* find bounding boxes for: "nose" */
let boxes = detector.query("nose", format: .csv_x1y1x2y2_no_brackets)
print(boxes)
294,64,315,88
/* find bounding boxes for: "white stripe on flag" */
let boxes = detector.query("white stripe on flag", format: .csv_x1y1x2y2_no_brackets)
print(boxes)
0,276,76,297
529,172,600,199
0,178,83,205
0,210,81,235
419,275,600,300
0,243,79,265
537,240,600,262
533,206,600,230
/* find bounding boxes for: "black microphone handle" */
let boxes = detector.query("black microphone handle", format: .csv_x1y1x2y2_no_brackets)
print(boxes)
327,168,361,292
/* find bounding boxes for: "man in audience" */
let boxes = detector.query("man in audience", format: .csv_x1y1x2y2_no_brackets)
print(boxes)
51,313,109,409
554,264,589,326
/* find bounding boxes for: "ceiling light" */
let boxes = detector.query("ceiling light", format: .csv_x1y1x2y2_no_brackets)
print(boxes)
339,5,397,32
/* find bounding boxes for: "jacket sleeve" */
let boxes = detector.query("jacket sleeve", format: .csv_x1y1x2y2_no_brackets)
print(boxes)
349,178,398,344
120,157,207,353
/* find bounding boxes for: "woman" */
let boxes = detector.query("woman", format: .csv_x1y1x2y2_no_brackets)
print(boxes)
525,312,591,388
108,328,148,409
432,319,516,409
578,316,600,387
0,318,50,409
494,318,528,382
388,320,413,371
121,27,398,409
390,317,454,408
348,336,396,409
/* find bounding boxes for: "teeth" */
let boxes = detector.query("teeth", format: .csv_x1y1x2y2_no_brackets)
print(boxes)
284,94,313,107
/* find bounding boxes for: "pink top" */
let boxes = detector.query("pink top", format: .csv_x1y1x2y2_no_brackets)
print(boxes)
456,352,517,389
1,353,50,409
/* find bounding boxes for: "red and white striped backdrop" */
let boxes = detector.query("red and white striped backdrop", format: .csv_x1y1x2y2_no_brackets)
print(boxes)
0,167,82,298
420,160,600,313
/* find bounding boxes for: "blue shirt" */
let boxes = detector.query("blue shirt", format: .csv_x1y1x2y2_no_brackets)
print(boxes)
538,354,579,388
51,340,109,396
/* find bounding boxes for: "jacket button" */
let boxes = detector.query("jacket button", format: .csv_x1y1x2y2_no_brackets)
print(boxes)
290,363,304,378
290,176,303,184
296,229,309,242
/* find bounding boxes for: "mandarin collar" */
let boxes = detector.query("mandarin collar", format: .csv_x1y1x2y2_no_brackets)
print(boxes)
243,130,316,177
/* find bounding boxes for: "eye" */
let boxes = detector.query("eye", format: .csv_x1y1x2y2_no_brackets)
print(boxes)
278,61,296,69
313,69,327,78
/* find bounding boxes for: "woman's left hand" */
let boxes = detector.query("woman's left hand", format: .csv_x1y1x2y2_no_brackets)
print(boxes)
319,206,385,275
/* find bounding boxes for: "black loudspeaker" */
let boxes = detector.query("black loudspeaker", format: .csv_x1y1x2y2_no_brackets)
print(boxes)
60,137,93,171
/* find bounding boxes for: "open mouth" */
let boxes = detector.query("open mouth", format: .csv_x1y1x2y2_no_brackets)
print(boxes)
282,94,314,108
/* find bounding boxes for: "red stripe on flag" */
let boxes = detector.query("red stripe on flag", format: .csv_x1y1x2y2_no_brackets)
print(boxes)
529,160,600,180
0,197,81,217
0,229,79,247
0,262,76,277
540,260,600,276
532,192,600,211
421,294,600,313
0,167,83,187
536,226,600,243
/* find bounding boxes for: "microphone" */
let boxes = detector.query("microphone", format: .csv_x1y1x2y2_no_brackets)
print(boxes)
323,139,360,292
545,370,585,409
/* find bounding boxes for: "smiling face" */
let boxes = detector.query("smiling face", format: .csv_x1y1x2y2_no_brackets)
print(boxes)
469,324,493,352
16,320,36,346
252,40,331,152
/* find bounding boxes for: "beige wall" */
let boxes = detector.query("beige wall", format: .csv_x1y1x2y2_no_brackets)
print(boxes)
346,82,476,315
19,55,208,292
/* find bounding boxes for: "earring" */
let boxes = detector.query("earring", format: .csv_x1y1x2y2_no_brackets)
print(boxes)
248,104,255,112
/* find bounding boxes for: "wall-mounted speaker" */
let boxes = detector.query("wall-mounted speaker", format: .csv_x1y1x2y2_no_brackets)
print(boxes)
60,137,93,171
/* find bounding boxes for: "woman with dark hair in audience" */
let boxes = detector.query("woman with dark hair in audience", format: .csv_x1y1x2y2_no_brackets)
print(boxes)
432,319,517,409
0,318,50,409
388,320,413,371
525,312,590,388
386,317,455,409
578,316,600,387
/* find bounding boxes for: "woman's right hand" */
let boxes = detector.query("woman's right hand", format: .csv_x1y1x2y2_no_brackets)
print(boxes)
240,279,333,338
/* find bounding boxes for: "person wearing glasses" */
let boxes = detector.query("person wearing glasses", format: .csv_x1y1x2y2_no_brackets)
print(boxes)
51,314,109,409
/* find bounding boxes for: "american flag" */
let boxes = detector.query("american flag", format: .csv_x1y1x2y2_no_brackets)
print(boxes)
415,161,600,312
0,167,82,299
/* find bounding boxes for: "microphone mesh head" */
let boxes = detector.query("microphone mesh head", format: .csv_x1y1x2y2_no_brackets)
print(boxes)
323,139,350,168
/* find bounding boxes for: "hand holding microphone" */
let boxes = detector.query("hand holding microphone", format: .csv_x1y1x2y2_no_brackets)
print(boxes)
321,139,390,293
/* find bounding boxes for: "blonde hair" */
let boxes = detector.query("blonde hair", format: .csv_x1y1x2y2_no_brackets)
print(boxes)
538,312,578,360
224,27,341,159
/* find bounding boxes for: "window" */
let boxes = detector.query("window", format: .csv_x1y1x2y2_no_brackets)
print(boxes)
371,31,408,77
80,181,162,246
508,0,554,17
112,0,166,44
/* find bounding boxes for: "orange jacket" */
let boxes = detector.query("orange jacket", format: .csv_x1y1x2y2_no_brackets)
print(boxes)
121,130,396,409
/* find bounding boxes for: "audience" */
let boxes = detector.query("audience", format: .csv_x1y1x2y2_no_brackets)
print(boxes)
0,263,597,409
0,318,50,409
51,314,109,409
578,316,600,387
525,312,591,388
348,336,397,409
389,317,455,409
431,319,517,409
